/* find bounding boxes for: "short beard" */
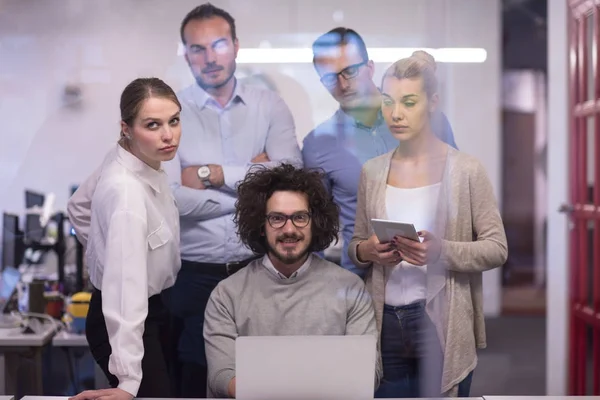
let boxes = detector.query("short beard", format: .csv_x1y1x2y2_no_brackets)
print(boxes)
195,61,237,91
270,248,309,265
266,239,310,266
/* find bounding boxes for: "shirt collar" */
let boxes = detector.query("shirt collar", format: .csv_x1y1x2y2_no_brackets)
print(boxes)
115,143,164,193
262,253,313,280
335,107,385,131
191,78,246,110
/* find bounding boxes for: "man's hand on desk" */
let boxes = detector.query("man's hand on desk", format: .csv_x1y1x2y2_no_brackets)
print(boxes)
228,377,236,398
251,152,270,163
69,388,133,400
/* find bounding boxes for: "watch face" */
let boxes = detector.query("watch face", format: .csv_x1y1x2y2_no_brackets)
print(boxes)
197,166,210,179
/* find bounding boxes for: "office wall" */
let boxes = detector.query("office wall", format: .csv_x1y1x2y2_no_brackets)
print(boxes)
547,0,569,395
0,0,502,315
501,70,548,287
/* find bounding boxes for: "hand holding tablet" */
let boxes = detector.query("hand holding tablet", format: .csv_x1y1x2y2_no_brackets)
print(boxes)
369,219,442,266
355,233,402,267
370,219,421,243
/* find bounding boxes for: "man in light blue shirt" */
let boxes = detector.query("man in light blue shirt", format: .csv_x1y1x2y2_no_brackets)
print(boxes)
163,4,302,398
302,28,457,278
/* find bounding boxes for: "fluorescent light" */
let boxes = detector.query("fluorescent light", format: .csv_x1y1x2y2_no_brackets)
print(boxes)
235,47,487,64
237,48,314,64
176,43,487,64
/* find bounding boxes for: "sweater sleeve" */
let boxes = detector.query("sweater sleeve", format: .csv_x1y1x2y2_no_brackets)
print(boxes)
440,160,508,272
204,283,237,398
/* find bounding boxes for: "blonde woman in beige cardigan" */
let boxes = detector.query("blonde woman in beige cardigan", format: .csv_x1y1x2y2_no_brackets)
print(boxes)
348,50,507,398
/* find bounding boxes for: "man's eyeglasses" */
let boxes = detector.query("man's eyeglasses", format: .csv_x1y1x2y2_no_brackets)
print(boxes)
266,212,311,229
319,61,368,88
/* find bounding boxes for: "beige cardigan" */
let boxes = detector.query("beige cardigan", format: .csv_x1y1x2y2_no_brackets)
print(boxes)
348,146,508,396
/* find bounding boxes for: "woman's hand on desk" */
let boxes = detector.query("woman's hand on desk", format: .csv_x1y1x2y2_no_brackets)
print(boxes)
393,230,442,266
69,388,134,400
357,234,402,267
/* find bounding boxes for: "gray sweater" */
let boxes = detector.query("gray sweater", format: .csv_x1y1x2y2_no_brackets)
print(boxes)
203,254,380,398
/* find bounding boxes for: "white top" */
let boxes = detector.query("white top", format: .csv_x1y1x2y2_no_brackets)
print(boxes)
384,183,440,307
67,144,181,396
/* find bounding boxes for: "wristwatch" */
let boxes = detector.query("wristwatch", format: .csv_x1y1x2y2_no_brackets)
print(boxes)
197,165,211,186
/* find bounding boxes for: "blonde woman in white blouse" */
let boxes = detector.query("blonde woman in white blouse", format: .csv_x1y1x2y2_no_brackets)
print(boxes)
68,77,182,400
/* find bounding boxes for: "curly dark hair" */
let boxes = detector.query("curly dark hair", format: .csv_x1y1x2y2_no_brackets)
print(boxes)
234,163,340,255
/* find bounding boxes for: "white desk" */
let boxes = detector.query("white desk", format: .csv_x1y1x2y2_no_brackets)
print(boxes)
483,397,600,400
51,331,87,347
0,325,55,347
0,322,58,395
21,398,211,400
20,397,482,400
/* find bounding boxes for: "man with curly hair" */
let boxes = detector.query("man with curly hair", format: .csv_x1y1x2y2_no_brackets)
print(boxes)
203,163,380,398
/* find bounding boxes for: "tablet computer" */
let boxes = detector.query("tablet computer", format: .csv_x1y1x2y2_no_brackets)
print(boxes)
371,219,420,243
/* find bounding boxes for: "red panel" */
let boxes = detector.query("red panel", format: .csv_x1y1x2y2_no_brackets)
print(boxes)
572,306,600,329
594,6,600,394
568,8,579,395
576,14,587,394
569,1,600,394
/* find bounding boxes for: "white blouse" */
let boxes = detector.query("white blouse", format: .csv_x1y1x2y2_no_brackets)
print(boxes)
68,144,181,396
384,183,440,307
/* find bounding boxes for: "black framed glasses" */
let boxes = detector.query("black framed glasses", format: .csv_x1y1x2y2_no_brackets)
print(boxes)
319,61,368,88
266,212,311,229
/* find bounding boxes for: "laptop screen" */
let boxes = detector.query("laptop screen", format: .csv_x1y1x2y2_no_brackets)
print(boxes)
235,335,376,400
0,266,20,313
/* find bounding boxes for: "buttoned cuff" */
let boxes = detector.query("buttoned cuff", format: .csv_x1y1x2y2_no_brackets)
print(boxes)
222,165,247,191
118,378,140,398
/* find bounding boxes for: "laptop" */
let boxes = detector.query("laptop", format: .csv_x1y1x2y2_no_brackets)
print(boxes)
236,335,377,400
0,266,21,328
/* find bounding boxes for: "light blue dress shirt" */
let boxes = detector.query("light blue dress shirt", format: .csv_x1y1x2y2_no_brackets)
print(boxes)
163,80,302,263
302,108,456,277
